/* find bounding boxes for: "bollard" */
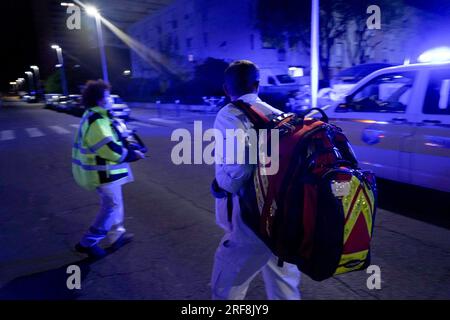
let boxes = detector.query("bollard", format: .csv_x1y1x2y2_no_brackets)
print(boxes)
175,99,180,117
156,100,161,118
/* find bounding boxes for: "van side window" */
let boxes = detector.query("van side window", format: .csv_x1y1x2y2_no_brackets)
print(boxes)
268,76,276,85
339,72,415,113
423,70,450,115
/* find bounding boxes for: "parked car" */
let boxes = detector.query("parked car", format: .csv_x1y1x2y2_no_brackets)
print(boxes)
329,63,393,102
22,93,38,104
54,95,71,112
65,95,84,116
110,95,131,119
322,62,450,193
45,94,61,108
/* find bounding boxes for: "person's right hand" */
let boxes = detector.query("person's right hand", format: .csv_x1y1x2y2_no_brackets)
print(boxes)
134,150,145,159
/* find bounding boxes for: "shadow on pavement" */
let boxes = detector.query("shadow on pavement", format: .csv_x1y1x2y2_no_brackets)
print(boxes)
377,178,450,230
0,257,95,300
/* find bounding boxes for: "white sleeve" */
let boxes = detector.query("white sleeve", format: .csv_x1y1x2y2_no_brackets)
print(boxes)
214,107,255,194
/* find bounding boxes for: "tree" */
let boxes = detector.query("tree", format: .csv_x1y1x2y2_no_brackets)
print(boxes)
44,71,62,94
256,0,404,83
341,0,404,66
256,0,349,84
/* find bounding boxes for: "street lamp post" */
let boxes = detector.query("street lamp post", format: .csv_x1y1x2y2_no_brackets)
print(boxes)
30,65,41,98
310,0,320,109
16,78,25,91
86,6,109,83
9,82,17,93
25,71,34,94
51,45,69,96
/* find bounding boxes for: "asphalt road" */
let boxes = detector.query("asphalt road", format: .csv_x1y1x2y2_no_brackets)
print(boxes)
0,100,449,300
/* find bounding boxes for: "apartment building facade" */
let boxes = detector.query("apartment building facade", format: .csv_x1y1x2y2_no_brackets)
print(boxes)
128,0,308,79
128,1,449,81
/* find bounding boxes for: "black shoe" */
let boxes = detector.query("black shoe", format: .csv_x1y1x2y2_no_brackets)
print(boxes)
110,233,134,251
75,243,107,259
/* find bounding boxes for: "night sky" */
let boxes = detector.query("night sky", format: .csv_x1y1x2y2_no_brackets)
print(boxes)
0,1,39,91
1,0,449,92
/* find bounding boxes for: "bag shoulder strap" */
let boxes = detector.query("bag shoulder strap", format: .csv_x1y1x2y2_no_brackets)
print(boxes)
231,100,271,129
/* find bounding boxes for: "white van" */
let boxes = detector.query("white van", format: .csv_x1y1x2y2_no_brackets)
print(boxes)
324,62,450,193
258,68,299,95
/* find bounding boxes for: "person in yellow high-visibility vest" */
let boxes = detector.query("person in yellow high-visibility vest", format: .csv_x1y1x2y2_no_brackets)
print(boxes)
73,80,144,258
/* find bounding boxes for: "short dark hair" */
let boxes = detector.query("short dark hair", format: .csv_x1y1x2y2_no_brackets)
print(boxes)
82,79,111,108
224,60,260,97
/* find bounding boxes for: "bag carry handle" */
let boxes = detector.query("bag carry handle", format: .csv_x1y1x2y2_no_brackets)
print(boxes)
300,107,329,123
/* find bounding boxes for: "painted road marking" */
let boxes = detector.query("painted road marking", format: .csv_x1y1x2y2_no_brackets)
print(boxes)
133,121,159,128
148,118,180,125
49,125,71,134
25,128,45,138
0,130,15,141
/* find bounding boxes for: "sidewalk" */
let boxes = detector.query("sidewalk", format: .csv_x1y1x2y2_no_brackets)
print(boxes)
128,102,218,128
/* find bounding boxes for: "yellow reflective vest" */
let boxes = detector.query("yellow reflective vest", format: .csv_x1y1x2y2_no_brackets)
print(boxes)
72,106,133,191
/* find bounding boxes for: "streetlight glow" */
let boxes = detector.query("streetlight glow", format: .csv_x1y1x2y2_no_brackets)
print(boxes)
85,5,99,17
51,44,60,50
60,2,75,6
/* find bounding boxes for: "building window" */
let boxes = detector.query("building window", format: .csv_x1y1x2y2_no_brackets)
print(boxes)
277,48,286,61
262,38,276,49
250,34,254,50
186,38,192,49
203,33,208,47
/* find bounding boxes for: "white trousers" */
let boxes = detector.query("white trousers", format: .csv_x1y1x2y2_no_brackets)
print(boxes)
80,183,126,247
211,196,301,300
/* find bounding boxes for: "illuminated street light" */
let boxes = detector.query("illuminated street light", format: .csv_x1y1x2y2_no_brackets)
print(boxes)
60,2,75,6
25,71,35,93
84,5,109,82
30,65,41,96
51,44,69,95
85,5,99,17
